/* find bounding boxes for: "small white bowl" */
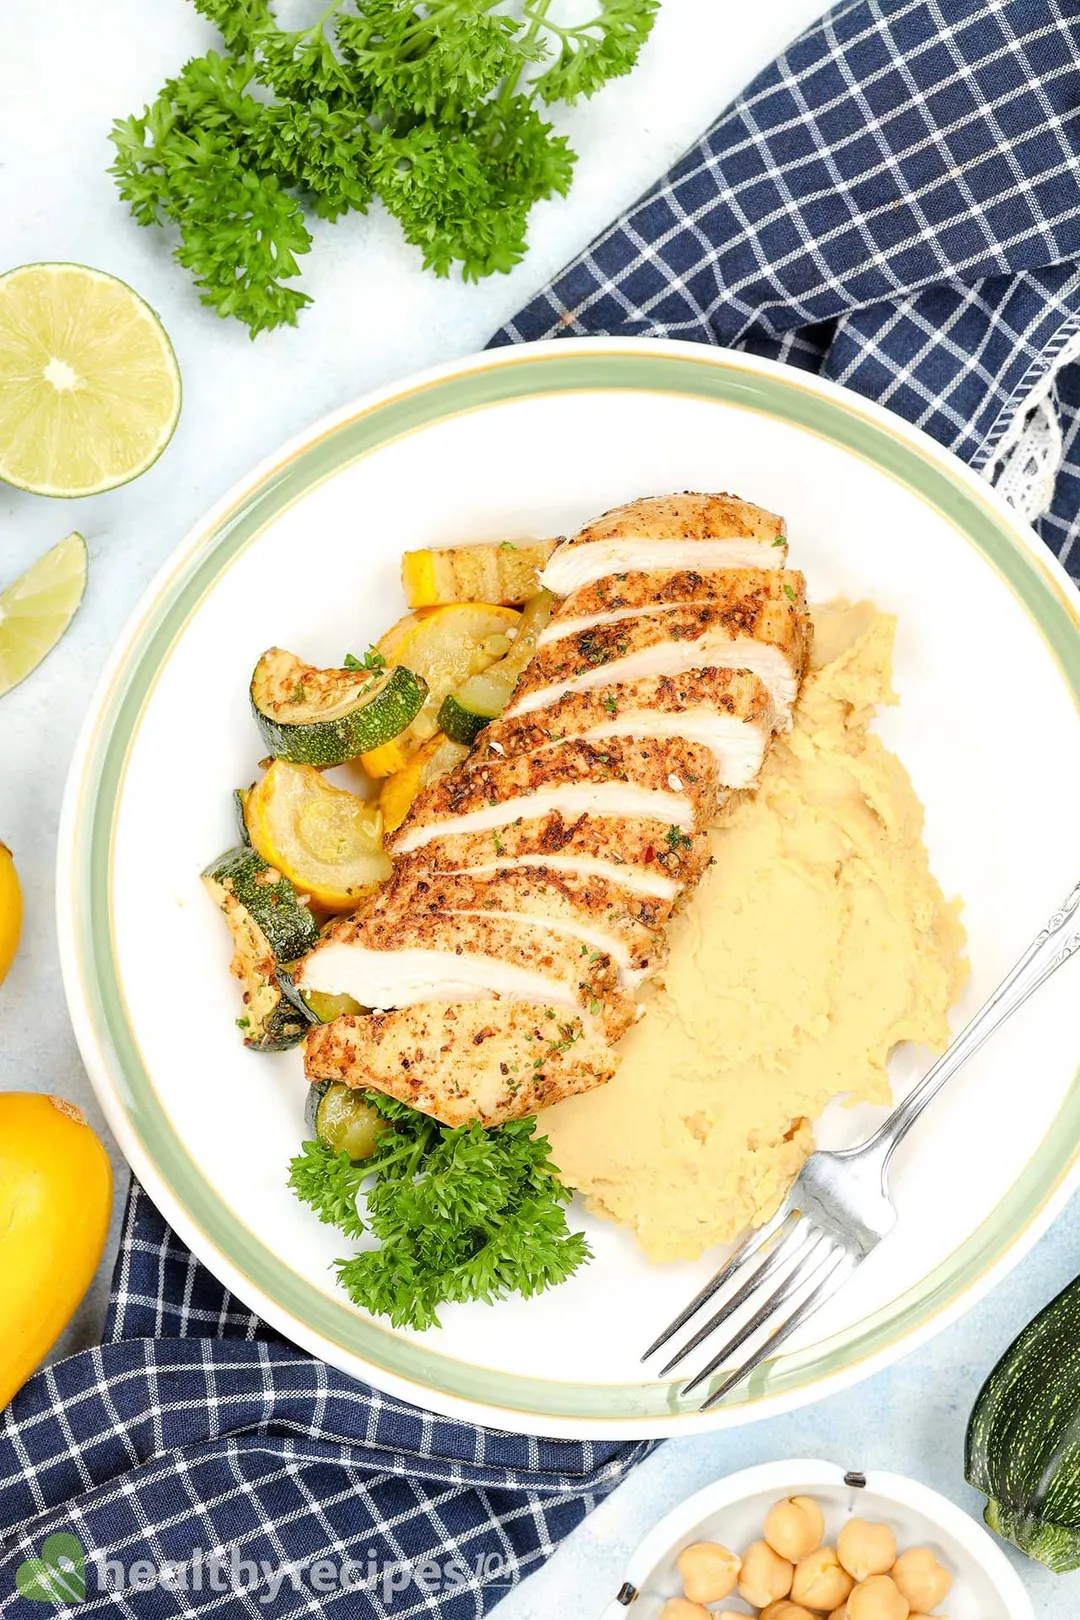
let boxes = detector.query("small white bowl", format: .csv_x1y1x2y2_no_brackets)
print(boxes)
599,1458,1033,1620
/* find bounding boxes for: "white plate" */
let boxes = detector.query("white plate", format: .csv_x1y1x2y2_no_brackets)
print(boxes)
58,338,1080,1437
599,1458,1034,1619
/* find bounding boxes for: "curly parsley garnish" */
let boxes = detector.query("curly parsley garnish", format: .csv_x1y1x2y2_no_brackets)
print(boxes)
288,1094,590,1330
109,0,659,336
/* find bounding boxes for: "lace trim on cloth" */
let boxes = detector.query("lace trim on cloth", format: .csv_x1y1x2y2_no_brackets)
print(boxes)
983,319,1080,524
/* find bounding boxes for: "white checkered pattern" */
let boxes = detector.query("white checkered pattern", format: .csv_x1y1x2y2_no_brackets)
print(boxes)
0,1185,650,1617
494,0,1080,580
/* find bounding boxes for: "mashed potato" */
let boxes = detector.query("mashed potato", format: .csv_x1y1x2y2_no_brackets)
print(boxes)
542,601,968,1262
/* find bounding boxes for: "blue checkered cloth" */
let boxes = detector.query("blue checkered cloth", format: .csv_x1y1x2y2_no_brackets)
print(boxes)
493,0,1080,583
0,1183,649,1616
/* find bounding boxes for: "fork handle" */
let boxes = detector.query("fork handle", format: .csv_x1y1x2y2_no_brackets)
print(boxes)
867,877,1080,1166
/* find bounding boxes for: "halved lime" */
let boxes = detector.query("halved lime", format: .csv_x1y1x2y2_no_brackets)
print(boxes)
0,533,88,696
0,264,181,497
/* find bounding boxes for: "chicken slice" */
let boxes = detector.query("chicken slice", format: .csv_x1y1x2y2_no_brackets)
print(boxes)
304,1001,617,1127
296,905,634,1037
508,576,810,720
389,737,721,857
476,668,775,789
541,568,804,643
542,492,787,595
399,813,709,900
382,864,669,986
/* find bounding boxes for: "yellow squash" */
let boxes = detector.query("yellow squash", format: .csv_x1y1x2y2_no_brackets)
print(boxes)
0,1094,113,1412
379,733,470,833
401,539,557,608
360,602,520,776
0,841,22,985
246,760,391,911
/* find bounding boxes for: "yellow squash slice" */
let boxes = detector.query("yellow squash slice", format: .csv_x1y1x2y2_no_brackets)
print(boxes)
379,733,470,833
245,761,390,911
360,602,520,776
401,539,558,608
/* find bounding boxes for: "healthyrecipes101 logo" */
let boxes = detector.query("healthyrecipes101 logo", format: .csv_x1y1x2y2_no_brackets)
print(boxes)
16,1536,86,1604
13,1534,510,1606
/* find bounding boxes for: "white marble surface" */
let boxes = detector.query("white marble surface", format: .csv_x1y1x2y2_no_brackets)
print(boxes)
0,1,1077,1615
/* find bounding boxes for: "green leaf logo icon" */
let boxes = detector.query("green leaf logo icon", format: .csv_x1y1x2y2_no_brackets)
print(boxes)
15,1534,86,1604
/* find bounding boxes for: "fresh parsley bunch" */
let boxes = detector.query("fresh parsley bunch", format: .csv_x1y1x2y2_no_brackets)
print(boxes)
288,1093,591,1329
109,0,659,336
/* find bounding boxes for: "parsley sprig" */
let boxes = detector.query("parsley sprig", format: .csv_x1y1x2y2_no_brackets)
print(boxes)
109,0,658,336
288,1093,591,1329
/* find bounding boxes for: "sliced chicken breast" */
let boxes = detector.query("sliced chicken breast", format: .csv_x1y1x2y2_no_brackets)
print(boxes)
542,492,787,595
508,577,810,720
399,812,710,900
541,568,805,643
389,737,722,857
304,1001,617,1127
382,864,669,985
296,906,634,1037
477,668,775,789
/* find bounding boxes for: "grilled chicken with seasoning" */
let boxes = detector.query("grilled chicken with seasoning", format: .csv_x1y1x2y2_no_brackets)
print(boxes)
299,489,811,1127
381,864,670,986
509,571,810,719
297,904,634,1037
475,668,776,790
305,1001,618,1127
388,735,721,857
541,491,787,595
390,813,710,900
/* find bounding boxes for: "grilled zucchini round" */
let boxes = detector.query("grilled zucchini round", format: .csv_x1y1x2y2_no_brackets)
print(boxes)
305,1080,391,1160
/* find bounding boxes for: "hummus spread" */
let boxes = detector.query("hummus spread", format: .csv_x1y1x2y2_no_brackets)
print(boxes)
542,601,968,1262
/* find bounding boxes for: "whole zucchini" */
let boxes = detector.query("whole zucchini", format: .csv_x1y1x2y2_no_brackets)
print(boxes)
966,1273,1080,1571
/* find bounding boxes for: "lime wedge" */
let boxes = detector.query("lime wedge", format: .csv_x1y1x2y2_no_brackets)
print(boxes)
0,533,88,696
0,263,181,497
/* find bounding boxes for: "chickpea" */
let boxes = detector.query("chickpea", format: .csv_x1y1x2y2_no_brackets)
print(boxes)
829,1609,850,1620
792,1545,855,1610
659,1601,709,1620
738,1540,794,1608
765,1495,826,1561
837,1520,898,1582
891,1549,952,1612
760,1603,817,1620
676,1541,741,1603
848,1574,910,1620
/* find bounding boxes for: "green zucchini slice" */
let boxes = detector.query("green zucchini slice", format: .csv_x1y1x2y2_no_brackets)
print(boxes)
203,845,319,1052
251,647,427,767
305,1079,392,1160
437,685,501,746
300,988,367,1023
435,589,554,745
277,972,366,1026
234,786,253,846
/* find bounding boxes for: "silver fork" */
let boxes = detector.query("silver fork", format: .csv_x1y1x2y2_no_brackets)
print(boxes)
642,877,1080,1411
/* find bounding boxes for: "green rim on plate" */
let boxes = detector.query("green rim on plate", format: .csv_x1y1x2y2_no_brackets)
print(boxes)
66,344,1080,1423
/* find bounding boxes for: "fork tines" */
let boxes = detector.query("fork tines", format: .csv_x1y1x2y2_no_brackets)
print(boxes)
642,1207,855,1411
